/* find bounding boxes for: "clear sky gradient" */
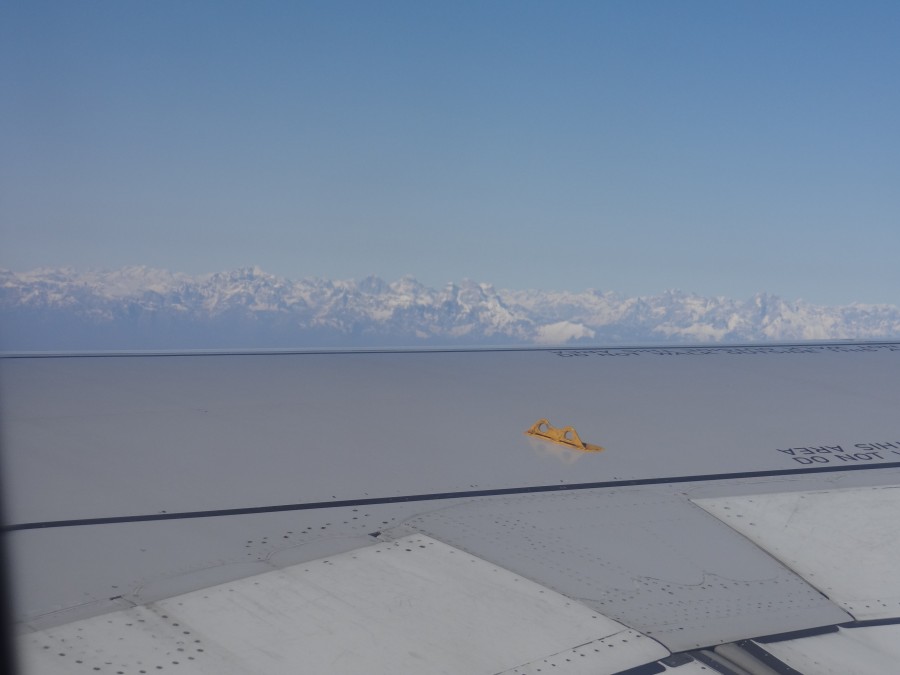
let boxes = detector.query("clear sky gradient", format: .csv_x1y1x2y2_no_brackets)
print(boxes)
2,1,899,304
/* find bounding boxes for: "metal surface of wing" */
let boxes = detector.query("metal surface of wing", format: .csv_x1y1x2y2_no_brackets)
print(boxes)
3,343,900,673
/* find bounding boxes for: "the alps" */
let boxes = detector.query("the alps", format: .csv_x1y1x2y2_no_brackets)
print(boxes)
2,267,899,350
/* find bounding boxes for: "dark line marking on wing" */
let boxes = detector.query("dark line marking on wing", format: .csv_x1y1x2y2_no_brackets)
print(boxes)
610,662,667,675
752,623,840,643
754,615,900,643
7,460,900,532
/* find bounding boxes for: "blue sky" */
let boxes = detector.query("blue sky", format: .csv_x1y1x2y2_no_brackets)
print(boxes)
2,1,899,304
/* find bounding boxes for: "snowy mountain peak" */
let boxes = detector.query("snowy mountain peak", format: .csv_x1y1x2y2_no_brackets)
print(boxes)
1,267,899,350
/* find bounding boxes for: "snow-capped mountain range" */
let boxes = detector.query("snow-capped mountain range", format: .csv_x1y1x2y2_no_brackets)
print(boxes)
2,266,900,350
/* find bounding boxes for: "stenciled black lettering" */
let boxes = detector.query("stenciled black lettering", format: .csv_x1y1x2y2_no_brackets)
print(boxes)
793,456,830,465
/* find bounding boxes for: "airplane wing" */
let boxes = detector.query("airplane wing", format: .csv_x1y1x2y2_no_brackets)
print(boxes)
3,343,900,674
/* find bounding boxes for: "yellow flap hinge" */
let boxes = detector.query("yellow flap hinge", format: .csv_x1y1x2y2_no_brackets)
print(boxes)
525,418,604,453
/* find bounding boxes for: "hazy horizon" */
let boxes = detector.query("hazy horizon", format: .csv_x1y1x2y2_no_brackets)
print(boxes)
4,264,900,352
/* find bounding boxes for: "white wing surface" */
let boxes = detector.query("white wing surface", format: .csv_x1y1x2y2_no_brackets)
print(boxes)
3,343,900,673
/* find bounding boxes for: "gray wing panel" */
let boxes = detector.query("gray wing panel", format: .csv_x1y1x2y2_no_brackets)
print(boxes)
398,488,850,651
